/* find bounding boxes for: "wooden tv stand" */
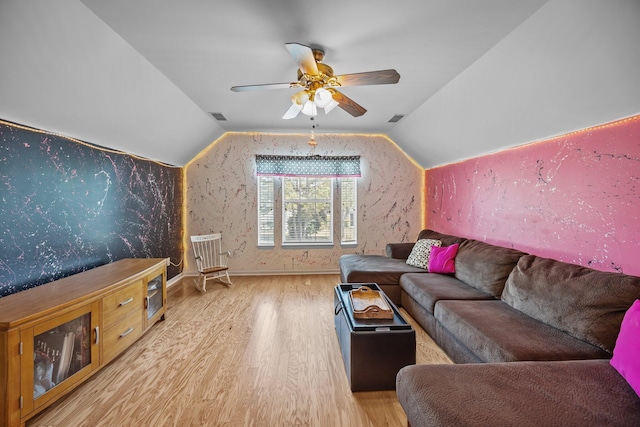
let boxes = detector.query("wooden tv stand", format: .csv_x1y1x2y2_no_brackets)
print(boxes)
0,258,168,427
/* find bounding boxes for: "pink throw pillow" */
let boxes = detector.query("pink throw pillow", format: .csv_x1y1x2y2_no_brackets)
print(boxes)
428,244,459,274
610,299,640,397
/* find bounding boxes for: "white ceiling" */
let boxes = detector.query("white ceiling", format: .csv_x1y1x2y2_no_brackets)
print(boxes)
79,1,548,136
4,1,638,168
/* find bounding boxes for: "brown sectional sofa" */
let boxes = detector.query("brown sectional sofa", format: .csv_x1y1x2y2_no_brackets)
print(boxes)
339,229,466,305
338,229,640,426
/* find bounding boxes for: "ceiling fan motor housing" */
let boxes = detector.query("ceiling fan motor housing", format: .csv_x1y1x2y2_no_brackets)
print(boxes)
297,62,334,81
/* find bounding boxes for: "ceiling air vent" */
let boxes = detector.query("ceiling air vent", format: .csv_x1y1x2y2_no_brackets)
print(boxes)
210,112,227,121
388,114,405,123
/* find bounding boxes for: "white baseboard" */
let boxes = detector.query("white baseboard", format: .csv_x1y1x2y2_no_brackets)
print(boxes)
182,270,339,277
167,273,184,288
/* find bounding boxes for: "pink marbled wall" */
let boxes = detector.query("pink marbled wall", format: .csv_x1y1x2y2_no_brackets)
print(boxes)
426,115,640,276
186,133,422,275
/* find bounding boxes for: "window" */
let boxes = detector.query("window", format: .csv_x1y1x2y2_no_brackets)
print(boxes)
257,176,358,247
282,176,333,245
340,177,357,244
257,176,275,246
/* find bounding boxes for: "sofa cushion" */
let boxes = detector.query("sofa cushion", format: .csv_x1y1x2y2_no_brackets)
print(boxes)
400,273,493,315
417,229,466,246
386,229,466,259
454,239,526,298
385,242,415,259
428,244,459,274
610,299,640,397
396,360,640,427
502,255,640,353
406,239,441,269
339,254,426,285
434,300,610,362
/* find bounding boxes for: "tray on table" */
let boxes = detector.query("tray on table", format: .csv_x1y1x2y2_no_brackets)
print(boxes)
348,285,394,319
335,283,411,331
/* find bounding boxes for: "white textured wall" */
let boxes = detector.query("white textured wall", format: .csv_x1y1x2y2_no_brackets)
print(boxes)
185,133,422,275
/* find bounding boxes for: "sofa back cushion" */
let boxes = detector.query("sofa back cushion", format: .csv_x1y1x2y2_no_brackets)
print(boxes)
454,239,525,298
502,255,640,353
417,229,466,247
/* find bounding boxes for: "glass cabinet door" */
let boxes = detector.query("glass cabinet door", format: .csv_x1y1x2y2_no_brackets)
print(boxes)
145,272,165,324
21,302,100,415
33,311,91,399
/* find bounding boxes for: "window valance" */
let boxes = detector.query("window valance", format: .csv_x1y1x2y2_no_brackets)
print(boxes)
255,154,361,177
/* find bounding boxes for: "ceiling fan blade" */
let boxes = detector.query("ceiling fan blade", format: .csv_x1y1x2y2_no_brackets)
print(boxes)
331,90,367,117
334,69,400,87
285,43,319,76
231,82,296,92
282,103,301,120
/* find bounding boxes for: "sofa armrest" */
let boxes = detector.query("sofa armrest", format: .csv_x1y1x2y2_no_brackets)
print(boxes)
386,242,415,259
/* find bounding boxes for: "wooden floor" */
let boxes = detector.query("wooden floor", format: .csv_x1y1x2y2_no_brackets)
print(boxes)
27,275,451,427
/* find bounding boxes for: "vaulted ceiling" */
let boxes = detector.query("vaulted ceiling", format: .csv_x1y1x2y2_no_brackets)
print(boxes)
81,0,548,135
2,1,639,168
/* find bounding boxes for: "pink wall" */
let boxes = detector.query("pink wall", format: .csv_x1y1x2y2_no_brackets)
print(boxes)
426,115,640,276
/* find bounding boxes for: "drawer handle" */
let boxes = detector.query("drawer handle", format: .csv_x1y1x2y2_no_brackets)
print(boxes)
95,326,100,345
119,297,134,307
119,327,134,338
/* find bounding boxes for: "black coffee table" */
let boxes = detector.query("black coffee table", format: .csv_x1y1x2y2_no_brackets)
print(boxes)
334,283,416,391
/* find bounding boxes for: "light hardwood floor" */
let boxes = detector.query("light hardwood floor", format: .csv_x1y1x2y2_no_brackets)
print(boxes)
27,275,451,427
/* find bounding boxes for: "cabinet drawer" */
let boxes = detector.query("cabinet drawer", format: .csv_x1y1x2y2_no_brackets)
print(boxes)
102,310,143,363
102,280,144,329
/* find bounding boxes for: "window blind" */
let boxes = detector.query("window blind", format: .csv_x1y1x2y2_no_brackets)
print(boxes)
256,155,361,177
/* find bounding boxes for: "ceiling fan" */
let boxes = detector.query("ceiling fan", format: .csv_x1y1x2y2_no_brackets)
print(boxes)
230,43,400,119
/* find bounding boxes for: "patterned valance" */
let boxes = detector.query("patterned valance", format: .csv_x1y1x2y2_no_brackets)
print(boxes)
255,155,361,177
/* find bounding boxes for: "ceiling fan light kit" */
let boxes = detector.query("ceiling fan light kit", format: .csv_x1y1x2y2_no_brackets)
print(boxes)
287,87,340,118
230,42,400,120
313,88,333,108
300,100,318,117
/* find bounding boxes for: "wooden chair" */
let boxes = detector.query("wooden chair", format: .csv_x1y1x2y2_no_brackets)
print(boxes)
190,233,232,292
